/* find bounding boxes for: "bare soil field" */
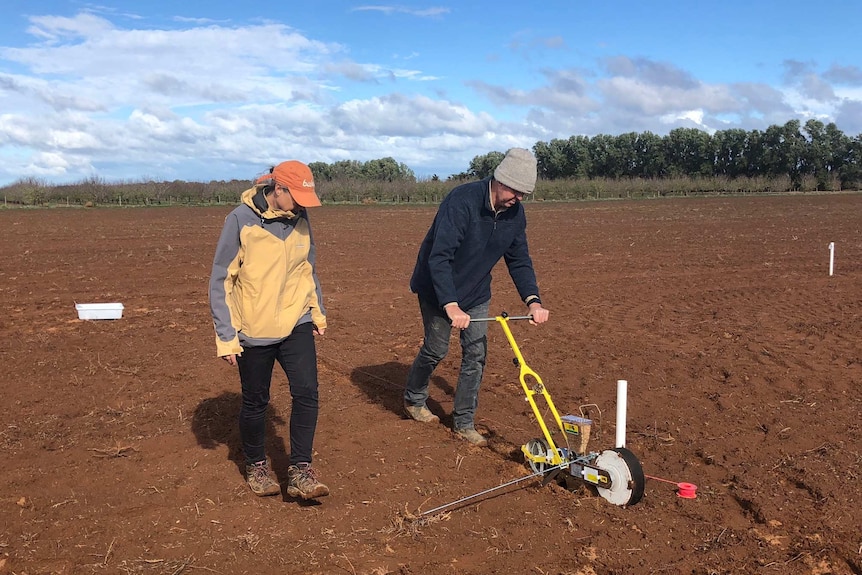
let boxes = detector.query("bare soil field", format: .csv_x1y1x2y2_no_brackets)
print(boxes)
1,194,860,575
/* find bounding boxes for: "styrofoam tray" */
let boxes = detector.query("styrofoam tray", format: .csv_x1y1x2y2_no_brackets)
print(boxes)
76,303,124,320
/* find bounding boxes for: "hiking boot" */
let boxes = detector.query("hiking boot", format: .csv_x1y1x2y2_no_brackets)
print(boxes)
287,463,330,500
455,427,488,447
404,403,439,423
245,460,281,497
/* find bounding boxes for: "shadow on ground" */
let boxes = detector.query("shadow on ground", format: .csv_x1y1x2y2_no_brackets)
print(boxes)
350,361,458,424
191,391,294,492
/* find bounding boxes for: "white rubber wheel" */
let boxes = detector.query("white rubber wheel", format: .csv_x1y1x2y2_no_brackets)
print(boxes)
594,447,645,506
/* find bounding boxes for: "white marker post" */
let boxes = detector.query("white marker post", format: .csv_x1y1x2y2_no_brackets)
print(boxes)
615,379,628,448
828,242,835,277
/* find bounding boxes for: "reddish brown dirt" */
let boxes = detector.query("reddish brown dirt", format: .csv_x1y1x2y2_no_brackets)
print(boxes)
1,195,861,575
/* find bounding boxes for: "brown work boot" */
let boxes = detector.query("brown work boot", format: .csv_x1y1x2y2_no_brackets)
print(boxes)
245,460,281,497
404,403,440,423
454,427,489,447
287,463,330,500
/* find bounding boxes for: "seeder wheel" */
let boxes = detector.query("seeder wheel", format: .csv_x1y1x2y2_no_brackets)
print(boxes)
524,438,552,474
594,447,645,506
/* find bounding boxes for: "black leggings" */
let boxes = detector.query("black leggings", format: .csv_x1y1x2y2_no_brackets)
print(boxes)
236,322,319,466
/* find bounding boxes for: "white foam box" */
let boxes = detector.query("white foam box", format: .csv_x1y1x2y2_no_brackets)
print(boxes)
76,303,124,320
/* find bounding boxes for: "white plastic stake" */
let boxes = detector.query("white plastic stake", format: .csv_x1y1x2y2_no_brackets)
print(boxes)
615,379,628,448
828,242,835,276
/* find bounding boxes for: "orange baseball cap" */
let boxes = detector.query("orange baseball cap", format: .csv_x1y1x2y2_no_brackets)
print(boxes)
256,160,321,207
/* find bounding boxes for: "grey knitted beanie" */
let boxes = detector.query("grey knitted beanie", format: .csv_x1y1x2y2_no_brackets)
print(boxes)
493,148,537,193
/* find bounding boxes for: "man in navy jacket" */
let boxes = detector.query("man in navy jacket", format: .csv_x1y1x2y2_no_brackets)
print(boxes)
404,148,550,446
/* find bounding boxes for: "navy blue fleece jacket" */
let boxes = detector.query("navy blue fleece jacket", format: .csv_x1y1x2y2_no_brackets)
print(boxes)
409,177,541,311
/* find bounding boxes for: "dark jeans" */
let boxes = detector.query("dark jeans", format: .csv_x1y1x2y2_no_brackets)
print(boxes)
237,322,319,466
404,297,489,430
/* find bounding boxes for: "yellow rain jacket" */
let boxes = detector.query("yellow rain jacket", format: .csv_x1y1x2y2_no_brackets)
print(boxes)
209,185,326,357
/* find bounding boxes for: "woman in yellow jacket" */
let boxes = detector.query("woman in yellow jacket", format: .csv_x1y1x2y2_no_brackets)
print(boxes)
209,160,328,500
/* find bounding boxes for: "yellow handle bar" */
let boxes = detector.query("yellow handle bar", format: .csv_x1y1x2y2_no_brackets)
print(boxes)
472,313,568,464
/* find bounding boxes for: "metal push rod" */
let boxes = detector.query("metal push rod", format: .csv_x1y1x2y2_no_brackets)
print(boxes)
420,462,568,517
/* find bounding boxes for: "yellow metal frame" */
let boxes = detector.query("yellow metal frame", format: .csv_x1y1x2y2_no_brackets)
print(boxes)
494,315,568,467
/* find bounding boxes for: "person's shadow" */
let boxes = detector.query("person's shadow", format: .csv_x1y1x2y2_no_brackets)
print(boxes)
191,391,320,504
350,362,529,462
349,361,455,426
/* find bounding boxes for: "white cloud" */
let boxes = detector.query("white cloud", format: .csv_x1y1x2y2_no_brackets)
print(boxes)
24,151,93,178
660,109,705,128
335,94,495,137
25,12,115,43
0,9,860,185
351,6,450,17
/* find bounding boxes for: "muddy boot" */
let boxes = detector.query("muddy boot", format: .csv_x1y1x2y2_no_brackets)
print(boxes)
404,403,440,423
454,427,488,447
245,460,281,497
287,463,330,500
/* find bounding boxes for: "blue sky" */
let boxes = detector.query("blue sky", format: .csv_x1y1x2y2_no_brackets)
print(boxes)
1,1,860,185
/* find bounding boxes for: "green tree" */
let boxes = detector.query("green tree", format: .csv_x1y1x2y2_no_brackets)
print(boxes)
308,162,332,181
840,134,862,189
635,131,666,178
534,137,591,179
588,134,624,178
743,129,765,177
803,120,851,190
534,140,565,179
713,129,750,178
761,120,806,188
563,135,592,178
330,160,364,180
663,128,714,177
362,157,415,181
613,132,640,177
468,151,505,179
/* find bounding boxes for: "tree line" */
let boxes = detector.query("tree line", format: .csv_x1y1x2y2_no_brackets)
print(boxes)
466,119,860,191
2,119,860,207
